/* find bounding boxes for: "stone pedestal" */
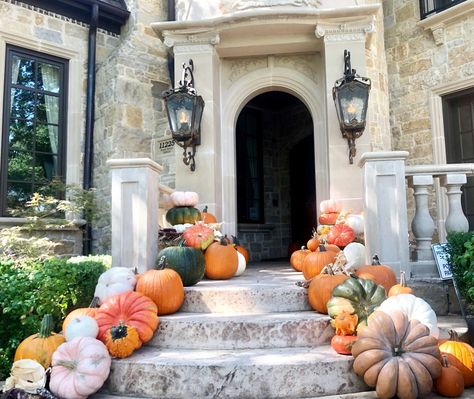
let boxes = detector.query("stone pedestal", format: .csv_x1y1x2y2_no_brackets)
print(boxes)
359,151,410,276
108,158,162,272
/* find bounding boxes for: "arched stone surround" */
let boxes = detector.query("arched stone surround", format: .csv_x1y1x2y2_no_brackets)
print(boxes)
221,60,328,235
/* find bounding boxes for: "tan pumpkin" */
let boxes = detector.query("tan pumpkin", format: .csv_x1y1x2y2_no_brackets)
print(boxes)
204,237,238,279
355,255,397,293
307,265,348,314
352,310,442,399
14,314,65,369
388,271,413,297
290,246,310,272
135,261,185,315
302,245,337,280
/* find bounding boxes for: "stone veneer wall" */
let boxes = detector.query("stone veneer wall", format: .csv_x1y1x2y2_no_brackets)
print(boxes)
383,0,474,240
238,104,313,262
0,0,121,255
92,0,171,253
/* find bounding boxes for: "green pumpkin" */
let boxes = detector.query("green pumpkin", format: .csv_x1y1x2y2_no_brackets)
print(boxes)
166,206,202,225
158,243,205,286
327,276,386,331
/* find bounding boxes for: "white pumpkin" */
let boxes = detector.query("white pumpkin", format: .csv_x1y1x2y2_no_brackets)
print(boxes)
234,251,246,277
320,199,343,214
345,214,364,235
343,242,366,272
170,191,199,207
172,223,194,233
65,316,99,341
378,294,439,338
4,359,46,394
94,267,137,304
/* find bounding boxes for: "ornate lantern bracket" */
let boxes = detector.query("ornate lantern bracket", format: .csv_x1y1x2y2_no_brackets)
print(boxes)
162,60,204,171
332,50,371,164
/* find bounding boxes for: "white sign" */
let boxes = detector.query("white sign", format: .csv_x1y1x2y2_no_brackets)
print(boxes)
431,243,453,280
157,139,175,155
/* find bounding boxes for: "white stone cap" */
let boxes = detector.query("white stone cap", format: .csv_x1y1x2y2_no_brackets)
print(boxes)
107,158,164,173
358,151,409,167
151,4,380,37
159,183,174,195
407,174,434,187
440,173,468,186
406,163,474,177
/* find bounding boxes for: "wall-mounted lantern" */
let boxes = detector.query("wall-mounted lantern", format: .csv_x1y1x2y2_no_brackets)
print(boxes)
162,60,204,171
332,50,371,164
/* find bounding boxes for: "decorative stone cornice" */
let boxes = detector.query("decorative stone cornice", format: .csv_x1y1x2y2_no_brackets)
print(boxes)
232,0,322,10
315,16,375,42
162,31,220,49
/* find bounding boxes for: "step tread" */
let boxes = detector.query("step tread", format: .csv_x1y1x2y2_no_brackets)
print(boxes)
159,310,330,322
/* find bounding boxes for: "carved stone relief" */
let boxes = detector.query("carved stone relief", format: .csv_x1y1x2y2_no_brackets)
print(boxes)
229,0,322,11
225,57,269,85
274,54,319,83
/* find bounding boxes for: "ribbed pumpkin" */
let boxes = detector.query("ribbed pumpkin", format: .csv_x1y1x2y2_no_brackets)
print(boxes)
327,276,386,331
302,245,337,279
104,324,141,358
307,265,349,314
158,242,205,286
166,206,201,225
388,271,414,297
95,291,159,344
355,255,397,293
290,246,310,272
319,212,339,225
201,206,217,223
14,314,65,369
62,297,100,334
352,310,442,399
439,330,474,387
135,260,185,315
232,235,250,262
204,237,238,280
326,224,355,247
182,223,214,250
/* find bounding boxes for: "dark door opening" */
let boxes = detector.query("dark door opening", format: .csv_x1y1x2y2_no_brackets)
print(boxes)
443,88,474,229
235,91,315,261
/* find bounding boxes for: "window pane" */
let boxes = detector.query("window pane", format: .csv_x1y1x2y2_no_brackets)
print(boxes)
35,153,58,181
8,119,34,150
38,63,60,93
37,93,59,124
7,150,33,181
10,88,36,120
36,124,58,153
11,56,35,88
6,182,33,212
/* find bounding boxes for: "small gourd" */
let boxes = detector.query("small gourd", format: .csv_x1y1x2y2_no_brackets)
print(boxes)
388,271,413,297
202,206,217,223
104,324,141,358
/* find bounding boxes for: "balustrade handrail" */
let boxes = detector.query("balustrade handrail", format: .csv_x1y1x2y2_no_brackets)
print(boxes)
405,163,474,177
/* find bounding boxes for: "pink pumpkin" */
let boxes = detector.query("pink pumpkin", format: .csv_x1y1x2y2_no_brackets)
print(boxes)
50,336,111,399
326,224,355,248
320,199,343,214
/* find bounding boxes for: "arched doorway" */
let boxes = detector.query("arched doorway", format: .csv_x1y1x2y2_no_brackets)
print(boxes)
235,91,315,262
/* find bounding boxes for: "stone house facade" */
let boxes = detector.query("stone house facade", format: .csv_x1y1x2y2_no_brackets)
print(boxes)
0,0,473,260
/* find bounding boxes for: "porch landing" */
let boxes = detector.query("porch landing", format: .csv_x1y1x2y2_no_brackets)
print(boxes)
97,264,466,399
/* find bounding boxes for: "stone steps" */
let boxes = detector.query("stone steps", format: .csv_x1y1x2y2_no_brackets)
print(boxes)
103,345,367,398
150,311,333,349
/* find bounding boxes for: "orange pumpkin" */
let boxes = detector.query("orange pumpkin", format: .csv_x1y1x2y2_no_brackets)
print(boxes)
434,355,464,397
355,255,397,293
232,236,249,262
135,265,185,315
202,206,217,223
319,243,341,253
62,298,99,334
306,234,320,252
326,224,355,247
95,291,159,344
331,335,358,355
14,314,65,368
307,268,348,313
331,311,358,336
182,223,215,251
319,212,339,225
204,237,238,280
290,246,310,272
388,271,413,297
105,323,141,358
439,330,474,387
302,245,337,280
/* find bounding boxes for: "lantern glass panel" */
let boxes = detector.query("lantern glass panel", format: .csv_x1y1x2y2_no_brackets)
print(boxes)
337,81,369,129
166,93,195,135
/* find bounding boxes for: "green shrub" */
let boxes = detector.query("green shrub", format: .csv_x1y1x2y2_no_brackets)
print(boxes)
446,231,474,313
0,255,108,380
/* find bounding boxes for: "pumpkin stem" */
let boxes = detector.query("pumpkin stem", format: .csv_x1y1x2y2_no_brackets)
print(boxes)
89,297,100,308
232,235,240,246
441,355,450,368
56,360,78,370
203,205,208,213
399,271,407,287
157,256,167,270
296,279,312,289
38,314,54,338
220,236,229,246
318,244,327,252
372,255,381,265
110,324,130,340
448,329,460,341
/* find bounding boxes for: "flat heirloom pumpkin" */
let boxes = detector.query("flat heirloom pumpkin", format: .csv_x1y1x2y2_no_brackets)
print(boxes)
352,310,442,399
327,276,386,331
50,337,111,399
166,206,201,225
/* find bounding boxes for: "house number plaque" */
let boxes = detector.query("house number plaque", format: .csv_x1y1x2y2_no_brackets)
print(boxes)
157,138,175,155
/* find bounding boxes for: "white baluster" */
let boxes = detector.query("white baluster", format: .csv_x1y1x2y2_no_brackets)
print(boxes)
440,173,469,233
407,175,435,261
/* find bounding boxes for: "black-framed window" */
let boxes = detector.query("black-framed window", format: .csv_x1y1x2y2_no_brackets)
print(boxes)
236,107,264,224
420,0,466,19
1,45,68,216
